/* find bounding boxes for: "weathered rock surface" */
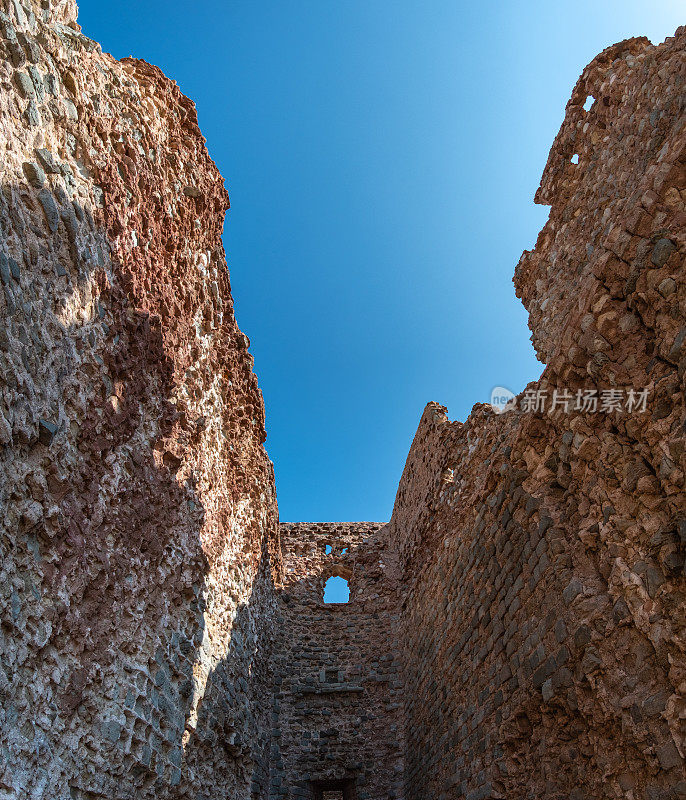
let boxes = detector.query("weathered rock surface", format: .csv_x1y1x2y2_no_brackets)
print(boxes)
0,0,279,798
389,30,685,800
0,1,683,799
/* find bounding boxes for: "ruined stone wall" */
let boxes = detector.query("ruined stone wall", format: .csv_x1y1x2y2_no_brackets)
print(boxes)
1,2,684,797
388,31,685,800
269,523,405,800
0,1,280,798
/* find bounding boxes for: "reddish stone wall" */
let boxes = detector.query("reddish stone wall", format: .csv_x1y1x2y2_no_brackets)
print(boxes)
388,30,685,800
0,1,279,798
268,523,405,800
1,2,684,798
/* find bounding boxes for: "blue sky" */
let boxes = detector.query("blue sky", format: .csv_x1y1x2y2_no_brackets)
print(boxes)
77,1,684,523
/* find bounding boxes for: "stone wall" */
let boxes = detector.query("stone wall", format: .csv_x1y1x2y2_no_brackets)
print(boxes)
387,30,685,800
269,523,405,800
0,2,684,799
0,1,280,798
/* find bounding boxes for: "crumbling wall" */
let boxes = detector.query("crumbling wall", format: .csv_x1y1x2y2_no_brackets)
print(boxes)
269,523,405,800
0,1,280,798
388,30,685,800
1,2,684,798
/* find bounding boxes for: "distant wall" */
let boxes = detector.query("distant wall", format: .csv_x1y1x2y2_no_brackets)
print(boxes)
388,30,685,800
269,523,405,800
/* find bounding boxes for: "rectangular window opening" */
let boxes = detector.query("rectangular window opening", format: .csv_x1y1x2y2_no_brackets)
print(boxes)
310,778,358,800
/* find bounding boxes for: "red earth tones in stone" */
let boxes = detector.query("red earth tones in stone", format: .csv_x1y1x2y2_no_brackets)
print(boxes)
0,2,683,799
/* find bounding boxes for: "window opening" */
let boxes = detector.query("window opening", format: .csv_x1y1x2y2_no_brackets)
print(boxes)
323,575,349,603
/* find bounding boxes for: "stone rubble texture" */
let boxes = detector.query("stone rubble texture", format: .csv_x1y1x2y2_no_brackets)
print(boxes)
0,2,683,799
0,0,280,797
388,30,686,800
272,523,405,800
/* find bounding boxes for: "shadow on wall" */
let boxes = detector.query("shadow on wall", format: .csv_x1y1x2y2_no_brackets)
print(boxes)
0,171,206,797
0,175,270,799
179,546,279,800
178,546,365,800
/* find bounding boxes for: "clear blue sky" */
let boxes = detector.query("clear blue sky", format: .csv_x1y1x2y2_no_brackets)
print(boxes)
77,1,683,523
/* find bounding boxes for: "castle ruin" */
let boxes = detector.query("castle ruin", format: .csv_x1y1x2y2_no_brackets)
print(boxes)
0,2,684,798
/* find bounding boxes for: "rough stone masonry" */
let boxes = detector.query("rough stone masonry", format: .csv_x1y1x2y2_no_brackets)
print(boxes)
0,1,683,799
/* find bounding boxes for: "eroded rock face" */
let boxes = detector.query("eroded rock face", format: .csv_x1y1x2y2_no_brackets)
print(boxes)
389,30,685,800
0,1,683,798
0,1,279,798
